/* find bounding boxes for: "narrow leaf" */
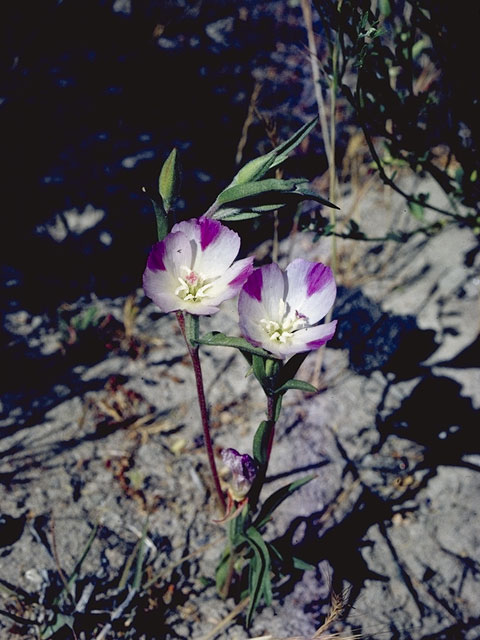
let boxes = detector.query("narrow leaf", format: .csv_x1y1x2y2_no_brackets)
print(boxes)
253,474,316,530
267,542,283,562
220,202,286,221
133,517,149,590
275,352,309,388
292,557,315,571
268,116,319,170
217,178,306,207
221,211,263,221
275,379,318,394
118,538,141,590
56,524,98,605
40,614,75,639
149,196,169,242
245,527,272,627
289,185,339,209
253,420,274,467
213,184,339,221
194,331,278,359
215,548,231,594
230,116,319,185
273,393,282,421
252,353,267,388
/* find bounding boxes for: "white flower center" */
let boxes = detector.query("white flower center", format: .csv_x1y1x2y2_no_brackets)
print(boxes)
260,298,307,343
174,266,214,302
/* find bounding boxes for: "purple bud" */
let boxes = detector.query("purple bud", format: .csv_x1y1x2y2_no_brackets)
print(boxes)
221,448,257,500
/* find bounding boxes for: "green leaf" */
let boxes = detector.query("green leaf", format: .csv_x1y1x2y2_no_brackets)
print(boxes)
289,185,339,209
267,541,283,563
228,501,249,548
119,538,141,590
230,117,319,186
185,312,199,348
273,393,283,421
213,181,339,222
148,195,169,242
252,353,267,388
253,420,274,468
53,524,98,607
133,517,149,590
275,352,310,389
194,331,278,359
215,548,231,594
253,474,316,530
275,378,318,394
40,614,75,639
220,211,263,221
408,200,425,221
216,178,307,206
159,148,182,213
378,0,391,17
245,527,272,626
292,557,315,571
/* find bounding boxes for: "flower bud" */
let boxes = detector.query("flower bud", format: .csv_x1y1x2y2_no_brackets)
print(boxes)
221,448,257,501
159,148,182,213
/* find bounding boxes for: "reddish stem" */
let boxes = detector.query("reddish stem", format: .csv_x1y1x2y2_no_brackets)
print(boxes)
176,312,226,513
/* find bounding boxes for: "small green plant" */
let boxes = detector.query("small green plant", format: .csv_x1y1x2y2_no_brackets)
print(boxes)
58,305,100,347
0,518,169,639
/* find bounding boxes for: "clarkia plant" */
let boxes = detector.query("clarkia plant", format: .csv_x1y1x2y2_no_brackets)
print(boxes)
143,122,338,625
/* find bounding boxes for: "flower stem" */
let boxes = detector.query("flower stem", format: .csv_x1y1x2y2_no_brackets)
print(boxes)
176,311,226,513
265,394,278,470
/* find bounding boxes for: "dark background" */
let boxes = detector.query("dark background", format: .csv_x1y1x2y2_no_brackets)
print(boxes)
2,0,479,318
1,0,319,318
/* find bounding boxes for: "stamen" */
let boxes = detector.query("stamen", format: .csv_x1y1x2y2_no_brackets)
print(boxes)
260,299,308,344
175,266,214,302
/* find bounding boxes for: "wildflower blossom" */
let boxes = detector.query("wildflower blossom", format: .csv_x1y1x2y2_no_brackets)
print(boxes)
143,217,254,315
221,448,257,501
238,259,337,359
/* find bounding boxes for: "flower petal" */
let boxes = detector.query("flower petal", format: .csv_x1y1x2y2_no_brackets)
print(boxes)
161,231,193,279
193,218,241,279
286,259,336,324
177,300,221,315
290,320,337,352
207,257,254,305
239,264,286,349
171,218,201,243
256,263,286,321
238,285,268,348
145,241,166,272
143,266,181,313
241,267,263,301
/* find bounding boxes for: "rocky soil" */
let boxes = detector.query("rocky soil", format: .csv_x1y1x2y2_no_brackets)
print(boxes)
1,179,480,640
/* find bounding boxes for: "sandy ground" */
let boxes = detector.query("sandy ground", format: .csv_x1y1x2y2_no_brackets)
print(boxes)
1,179,480,639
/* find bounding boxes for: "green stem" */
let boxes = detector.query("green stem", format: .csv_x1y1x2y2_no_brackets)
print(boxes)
176,311,226,513
265,394,278,469
221,518,237,599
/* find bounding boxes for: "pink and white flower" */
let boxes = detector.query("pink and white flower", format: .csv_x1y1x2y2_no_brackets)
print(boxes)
238,259,337,359
143,217,253,315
